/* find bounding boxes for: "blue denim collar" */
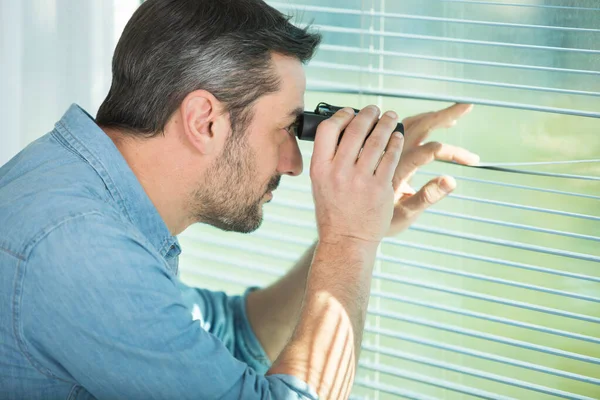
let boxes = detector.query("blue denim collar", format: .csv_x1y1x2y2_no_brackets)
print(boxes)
54,104,181,260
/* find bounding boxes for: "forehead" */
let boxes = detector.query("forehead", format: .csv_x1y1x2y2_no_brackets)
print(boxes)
254,53,306,118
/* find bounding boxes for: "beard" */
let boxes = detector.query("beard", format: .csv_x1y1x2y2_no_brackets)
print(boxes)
191,134,280,233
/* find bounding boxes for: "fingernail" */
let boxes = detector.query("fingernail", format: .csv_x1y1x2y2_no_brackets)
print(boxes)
385,111,398,119
465,104,474,113
367,105,380,114
440,176,456,193
470,153,481,165
342,107,354,115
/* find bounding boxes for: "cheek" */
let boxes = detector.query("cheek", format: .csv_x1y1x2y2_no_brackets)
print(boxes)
245,129,286,180
259,133,284,167
258,146,280,176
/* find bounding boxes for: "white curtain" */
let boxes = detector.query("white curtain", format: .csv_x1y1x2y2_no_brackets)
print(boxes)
0,0,139,166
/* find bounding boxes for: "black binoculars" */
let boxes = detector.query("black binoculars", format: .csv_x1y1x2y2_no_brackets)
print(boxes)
294,102,404,142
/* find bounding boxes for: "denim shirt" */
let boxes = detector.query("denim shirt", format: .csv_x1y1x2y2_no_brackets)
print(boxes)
0,105,317,400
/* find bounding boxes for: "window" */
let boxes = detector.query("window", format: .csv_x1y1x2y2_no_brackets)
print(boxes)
178,1,599,398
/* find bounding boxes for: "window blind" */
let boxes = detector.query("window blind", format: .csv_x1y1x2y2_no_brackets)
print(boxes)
178,1,599,399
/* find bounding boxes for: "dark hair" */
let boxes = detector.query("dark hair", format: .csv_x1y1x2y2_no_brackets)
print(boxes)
96,0,321,137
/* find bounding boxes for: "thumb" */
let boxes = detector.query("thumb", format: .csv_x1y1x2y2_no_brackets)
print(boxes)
402,175,456,215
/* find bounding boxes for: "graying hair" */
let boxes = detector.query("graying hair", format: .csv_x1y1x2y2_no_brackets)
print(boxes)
96,0,321,137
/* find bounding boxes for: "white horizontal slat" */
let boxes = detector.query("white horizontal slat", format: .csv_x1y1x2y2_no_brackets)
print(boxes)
435,0,600,11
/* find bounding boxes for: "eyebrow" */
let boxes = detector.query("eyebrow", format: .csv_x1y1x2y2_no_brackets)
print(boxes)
288,107,304,119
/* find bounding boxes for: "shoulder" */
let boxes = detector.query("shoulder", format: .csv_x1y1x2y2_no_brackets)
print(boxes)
18,210,175,330
0,132,123,258
25,211,162,277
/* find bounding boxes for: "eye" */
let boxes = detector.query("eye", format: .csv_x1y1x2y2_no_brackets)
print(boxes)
283,119,300,137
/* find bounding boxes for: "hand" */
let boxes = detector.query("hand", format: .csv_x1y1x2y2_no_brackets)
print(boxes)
310,105,404,245
386,103,480,237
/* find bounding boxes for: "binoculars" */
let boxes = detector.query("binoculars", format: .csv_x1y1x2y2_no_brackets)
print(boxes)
294,102,404,142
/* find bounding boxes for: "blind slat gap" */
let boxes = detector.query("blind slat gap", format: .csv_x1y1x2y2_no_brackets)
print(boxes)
439,194,600,222
251,229,600,303
364,326,600,385
367,308,600,365
260,214,600,283
416,171,600,201
270,195,600,222
372,275,600,323
306,80,600,118
181,241,600,344
361,343,595,400
456,164,600,181
318,44,600,77
183,269,600,364
310,61,600,98
281,177,600,201
272,2,600,32
359,361,514,400
353,378,437,400
274,184,600,242
305,25,600,54
267,198,600,261
386,238,600,283
410,224,600,263
377,254,600,303
371,285,600,332
425,209,600,243
182,271,600,384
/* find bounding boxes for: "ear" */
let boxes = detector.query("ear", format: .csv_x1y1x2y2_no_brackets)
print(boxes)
179,90,229,155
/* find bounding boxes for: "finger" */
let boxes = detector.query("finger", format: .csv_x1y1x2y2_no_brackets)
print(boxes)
428,103,473,131
357,110,399,173
401,111,432,133
403,103,473,149
311,108,355,163
395,142,480,182
402,104,473,132
375,132,404,183
401,176,456,215
334,105,380,166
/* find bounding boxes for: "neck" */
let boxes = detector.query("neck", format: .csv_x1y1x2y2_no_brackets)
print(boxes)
102,127,193,236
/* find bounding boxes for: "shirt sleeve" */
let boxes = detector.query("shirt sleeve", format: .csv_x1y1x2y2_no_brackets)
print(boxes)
18,214,318,400
177,280,272,375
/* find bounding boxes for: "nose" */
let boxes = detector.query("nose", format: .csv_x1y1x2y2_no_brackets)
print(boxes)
277,134,303,177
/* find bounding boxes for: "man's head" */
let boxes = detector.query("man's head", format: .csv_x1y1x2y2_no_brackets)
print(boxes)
97,0,321,234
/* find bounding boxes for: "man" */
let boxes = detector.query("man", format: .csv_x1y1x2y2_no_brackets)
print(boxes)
0,0,478,399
